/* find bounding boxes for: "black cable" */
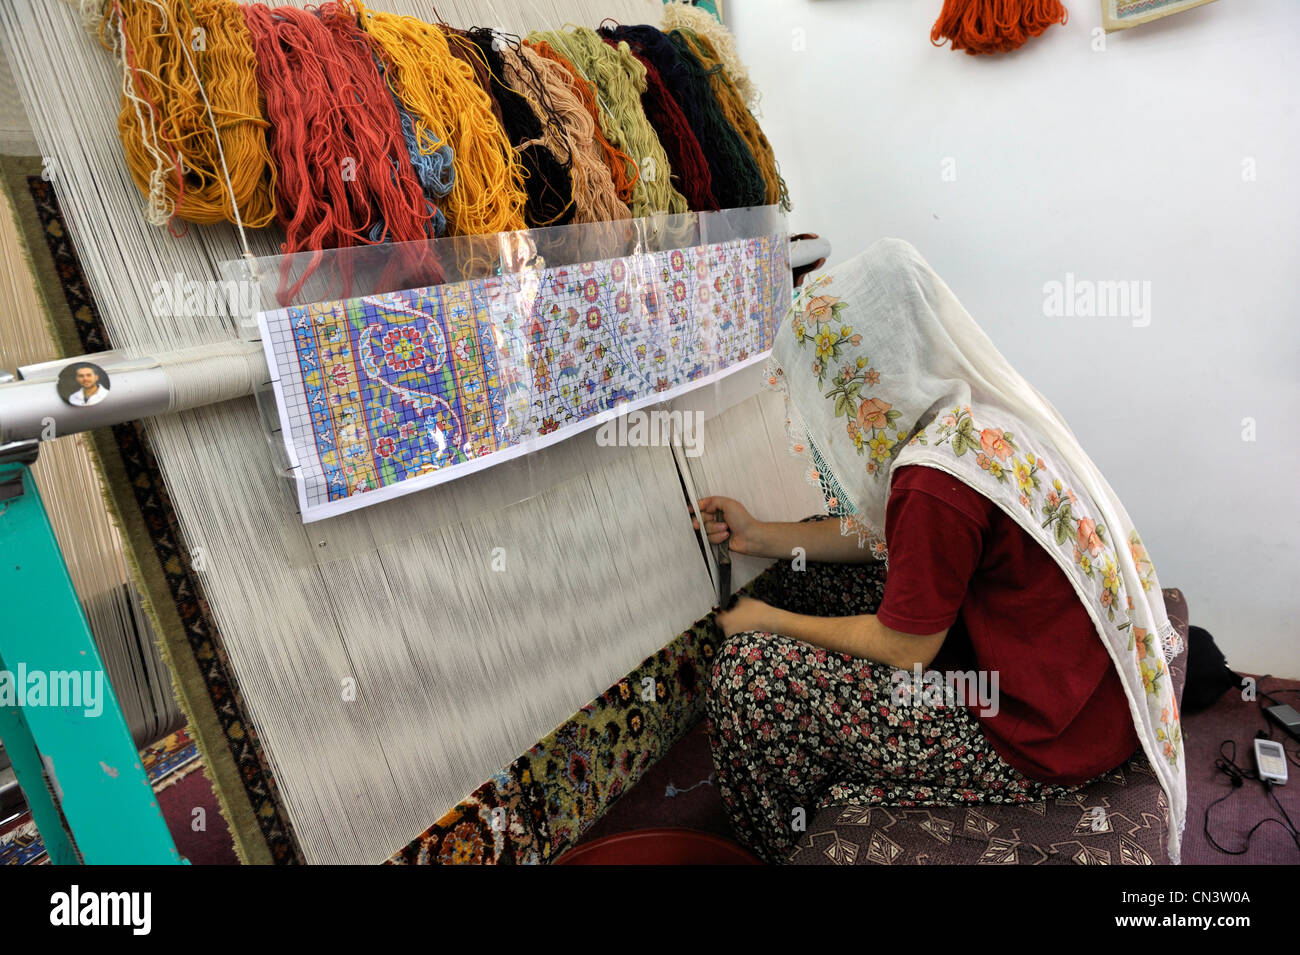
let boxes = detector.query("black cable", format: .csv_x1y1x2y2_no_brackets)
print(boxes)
1268,784,1299,843
1203,738,1300,856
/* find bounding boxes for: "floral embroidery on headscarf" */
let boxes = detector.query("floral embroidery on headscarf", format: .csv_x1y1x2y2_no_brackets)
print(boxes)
789,275,861,387
1129,531,1156,592
927,405,1175,724
789,275,908,475
919,402,1186,769
1157,699,1182,766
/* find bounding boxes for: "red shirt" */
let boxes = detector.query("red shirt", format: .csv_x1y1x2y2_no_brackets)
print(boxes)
875,464,1139,785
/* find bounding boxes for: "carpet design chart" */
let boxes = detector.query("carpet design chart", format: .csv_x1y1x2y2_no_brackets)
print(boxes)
261,232,789,520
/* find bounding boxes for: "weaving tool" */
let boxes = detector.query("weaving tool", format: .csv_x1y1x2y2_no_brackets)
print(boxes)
714,507,731,605
0,0,829,865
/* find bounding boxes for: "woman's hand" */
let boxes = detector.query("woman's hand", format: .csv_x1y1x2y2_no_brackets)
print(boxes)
691,496,765,556
715,596,775,639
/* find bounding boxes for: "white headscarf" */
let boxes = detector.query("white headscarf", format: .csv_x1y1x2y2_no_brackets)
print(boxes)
765,237,1188,862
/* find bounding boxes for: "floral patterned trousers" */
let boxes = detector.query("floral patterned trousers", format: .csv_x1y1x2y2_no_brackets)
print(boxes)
705,551,1096,865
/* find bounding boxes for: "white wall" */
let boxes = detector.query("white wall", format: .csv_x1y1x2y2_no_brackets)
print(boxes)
730,0,1299,676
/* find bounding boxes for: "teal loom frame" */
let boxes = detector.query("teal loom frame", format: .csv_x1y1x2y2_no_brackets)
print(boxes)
0,457,182,864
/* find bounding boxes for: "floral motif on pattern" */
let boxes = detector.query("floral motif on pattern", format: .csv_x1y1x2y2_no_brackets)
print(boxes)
1129,530,1156,593
381,325,425,372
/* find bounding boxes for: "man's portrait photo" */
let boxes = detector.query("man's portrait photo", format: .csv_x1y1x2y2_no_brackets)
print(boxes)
58,361,111,408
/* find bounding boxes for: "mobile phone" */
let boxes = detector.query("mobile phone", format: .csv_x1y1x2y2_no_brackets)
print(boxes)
1265,703,1300,742
1254,738,1289,785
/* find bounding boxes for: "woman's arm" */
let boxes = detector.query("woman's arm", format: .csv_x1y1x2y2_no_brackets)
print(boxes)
716,596,947,670
693,496,877,563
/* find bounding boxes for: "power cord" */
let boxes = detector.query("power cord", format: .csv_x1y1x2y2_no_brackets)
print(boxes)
1203,736,1300,855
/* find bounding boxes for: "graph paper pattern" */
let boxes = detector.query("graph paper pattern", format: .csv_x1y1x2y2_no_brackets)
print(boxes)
258,233,789,521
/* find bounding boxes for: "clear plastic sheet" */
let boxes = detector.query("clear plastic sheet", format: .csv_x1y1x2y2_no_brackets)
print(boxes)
221,206,790,527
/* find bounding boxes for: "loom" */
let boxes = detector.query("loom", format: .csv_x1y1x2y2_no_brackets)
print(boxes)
0,0,828,865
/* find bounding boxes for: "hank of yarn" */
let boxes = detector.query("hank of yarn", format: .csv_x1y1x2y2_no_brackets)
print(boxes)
356,5,528,237
526,38,640,208
931,0,1069,55
674,28,788,211
101,0,276,229
499,41,630,223
601,33,716,211
661,0,760,112
528,27,687,218
453,26,575,228
242,2,438,300
372,51,450,237
601,24,764,209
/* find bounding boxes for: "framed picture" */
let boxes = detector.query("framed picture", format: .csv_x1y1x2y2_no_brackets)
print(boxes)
1102,0,1218,32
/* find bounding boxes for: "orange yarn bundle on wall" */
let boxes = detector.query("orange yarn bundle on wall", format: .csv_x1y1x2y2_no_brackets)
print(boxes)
931,0,1068,55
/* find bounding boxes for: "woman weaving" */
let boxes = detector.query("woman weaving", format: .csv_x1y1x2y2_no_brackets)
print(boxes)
694,239,1187,865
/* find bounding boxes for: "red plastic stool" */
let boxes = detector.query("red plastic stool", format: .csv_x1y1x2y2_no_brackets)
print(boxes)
554,828,764,865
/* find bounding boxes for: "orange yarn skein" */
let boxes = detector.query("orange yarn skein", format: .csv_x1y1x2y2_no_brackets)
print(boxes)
931,0,1068,55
